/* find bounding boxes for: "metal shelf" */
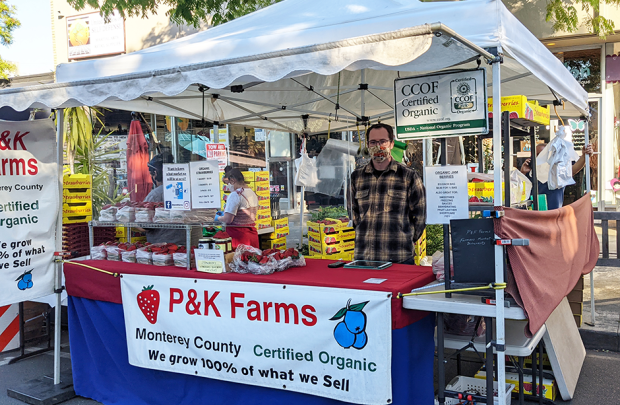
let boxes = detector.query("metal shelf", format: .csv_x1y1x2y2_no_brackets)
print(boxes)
468,200,532,212
90,221,206,229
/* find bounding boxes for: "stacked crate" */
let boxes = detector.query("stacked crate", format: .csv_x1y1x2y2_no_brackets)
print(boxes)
63,174,93,224
261,217,289,250
115,226,147,243
307,219,355,260
220,170,272,230
250,171,272,230
414,229,427,265
568,275,584,327
62,174,93,257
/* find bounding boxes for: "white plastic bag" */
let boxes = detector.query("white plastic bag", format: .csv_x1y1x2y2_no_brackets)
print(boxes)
537,126,579,190
431,251,454,281
90,245,107,260
510,168,532,203
294,140,319,188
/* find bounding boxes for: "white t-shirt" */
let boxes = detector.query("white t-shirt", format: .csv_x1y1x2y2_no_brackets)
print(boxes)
224,187,258,226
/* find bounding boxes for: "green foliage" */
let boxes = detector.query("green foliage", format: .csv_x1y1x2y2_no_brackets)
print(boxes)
545,0,620,37
310,206,349,221
425,224,444,256
0,0,20,79
73,125,125,217
58,107,95,174
67,0,282,28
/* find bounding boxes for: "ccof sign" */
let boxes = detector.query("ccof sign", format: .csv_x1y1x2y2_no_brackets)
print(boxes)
394,69,488,140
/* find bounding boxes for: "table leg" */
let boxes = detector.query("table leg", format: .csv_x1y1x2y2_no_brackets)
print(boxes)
532,341,538,402
519,356,524,405
538,341,544,405
437,313,445,404
485,316,493,405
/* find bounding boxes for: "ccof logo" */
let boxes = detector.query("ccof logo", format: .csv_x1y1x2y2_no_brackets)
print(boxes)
330,299,368,350
457,82,471,95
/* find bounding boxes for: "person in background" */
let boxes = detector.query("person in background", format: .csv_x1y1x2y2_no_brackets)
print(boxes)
215,166,260,249
143,152,201,245
350,123,426,264
520,143,594,210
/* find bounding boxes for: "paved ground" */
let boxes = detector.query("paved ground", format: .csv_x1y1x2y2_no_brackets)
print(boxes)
580,223,620,351
1,333,619,405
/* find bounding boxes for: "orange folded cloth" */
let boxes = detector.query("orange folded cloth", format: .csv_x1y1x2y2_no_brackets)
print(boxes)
494,194,599,336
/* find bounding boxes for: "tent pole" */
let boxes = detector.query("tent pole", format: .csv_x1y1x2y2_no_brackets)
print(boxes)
360,69,366,120
585,120,595,325
298,138,306,251
492,50,506,405
54,109,64,385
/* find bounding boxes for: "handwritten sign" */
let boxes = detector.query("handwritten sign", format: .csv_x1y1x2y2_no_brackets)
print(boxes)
450,218,496,284
195,249,225,273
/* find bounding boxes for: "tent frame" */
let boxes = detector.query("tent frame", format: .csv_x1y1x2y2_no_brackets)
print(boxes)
3,14,586,404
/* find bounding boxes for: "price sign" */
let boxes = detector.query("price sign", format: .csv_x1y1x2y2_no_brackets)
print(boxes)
195,249,225,273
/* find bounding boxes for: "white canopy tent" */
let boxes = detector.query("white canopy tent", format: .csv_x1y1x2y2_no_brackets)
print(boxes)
0,0,589,402
0,0,587,130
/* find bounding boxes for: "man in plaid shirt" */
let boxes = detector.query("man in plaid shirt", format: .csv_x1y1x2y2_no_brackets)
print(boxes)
350,123,426,264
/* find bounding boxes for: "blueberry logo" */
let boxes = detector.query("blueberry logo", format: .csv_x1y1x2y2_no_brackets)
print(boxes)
16,269,34,290
330,299,369,350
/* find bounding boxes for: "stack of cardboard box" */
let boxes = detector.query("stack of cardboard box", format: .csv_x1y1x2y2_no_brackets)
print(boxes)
219,170,272,230
62,174,93,256
62,174,92,224
568,275,584,327
261,217,289,250
307,219,355,260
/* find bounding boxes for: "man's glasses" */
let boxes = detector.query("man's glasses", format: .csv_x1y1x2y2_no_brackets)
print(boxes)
368,139,390,147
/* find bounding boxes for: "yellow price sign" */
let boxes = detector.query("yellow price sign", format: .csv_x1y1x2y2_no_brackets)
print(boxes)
195,249,225,274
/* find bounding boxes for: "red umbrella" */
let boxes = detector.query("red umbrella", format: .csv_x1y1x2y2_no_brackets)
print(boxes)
127,119,152,201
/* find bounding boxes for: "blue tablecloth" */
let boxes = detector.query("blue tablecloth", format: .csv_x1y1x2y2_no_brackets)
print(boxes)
68,296,435,405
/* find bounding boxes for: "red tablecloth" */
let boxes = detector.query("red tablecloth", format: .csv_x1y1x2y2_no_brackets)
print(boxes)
64,259,434,330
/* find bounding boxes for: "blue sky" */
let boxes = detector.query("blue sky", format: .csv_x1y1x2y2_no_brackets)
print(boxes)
4,0,54,76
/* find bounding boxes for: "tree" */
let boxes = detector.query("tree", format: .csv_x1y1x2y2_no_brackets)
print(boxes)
0,1,20,79
67,0,281,28
546,0,620,37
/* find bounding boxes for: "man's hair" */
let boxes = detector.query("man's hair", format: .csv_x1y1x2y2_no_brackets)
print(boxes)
366,123,394,144
224,166,246,183
147,152,173,183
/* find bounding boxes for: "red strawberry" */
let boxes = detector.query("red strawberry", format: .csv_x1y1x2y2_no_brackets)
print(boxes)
259,257,269,265
137,285,160,324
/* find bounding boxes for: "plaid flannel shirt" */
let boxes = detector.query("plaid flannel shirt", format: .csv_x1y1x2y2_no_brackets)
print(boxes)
350,160,426,263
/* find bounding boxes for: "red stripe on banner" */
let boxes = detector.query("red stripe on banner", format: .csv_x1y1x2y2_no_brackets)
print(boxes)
0,315,19,352
0,305,10,319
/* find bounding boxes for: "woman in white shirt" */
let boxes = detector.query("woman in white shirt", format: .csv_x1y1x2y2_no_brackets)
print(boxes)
215,167,260,248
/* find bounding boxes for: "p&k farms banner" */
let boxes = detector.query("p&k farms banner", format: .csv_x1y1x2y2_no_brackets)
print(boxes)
121,275,392,404
0,120,58,306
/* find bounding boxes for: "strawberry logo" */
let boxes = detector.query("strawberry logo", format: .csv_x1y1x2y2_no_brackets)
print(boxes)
137,285,160,324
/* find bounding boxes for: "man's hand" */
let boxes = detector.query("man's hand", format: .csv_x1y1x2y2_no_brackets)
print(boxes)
583,144,594,157
520,158,532,175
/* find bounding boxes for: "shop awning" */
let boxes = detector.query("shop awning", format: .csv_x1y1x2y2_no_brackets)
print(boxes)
0,0,589,131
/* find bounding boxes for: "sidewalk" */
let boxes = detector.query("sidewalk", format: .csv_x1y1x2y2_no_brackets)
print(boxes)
579,223,620,352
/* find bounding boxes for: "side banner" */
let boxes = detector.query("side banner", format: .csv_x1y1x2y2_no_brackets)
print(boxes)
0,119,58,306
121,275,392,404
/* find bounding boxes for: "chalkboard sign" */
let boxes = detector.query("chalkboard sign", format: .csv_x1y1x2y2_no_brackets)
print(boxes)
450,218,496,284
